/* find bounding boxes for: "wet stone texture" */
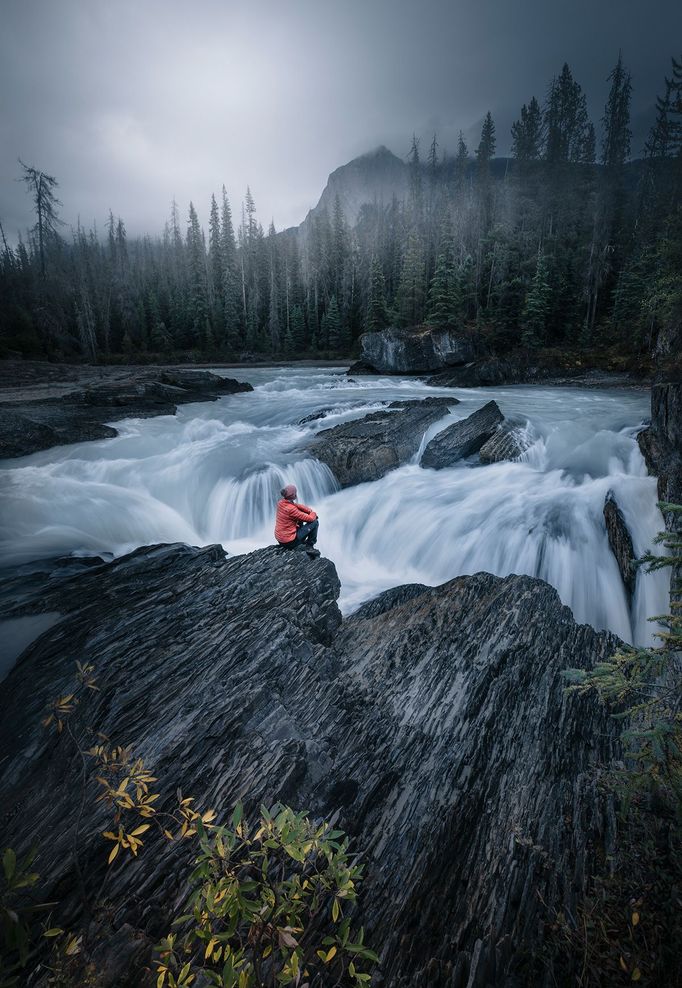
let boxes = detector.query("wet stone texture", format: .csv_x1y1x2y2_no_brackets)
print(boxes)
421,400,504,469
0,542,620,987
306,396,458,486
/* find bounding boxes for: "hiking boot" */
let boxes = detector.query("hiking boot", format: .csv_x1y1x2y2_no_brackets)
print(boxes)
305,546,321,558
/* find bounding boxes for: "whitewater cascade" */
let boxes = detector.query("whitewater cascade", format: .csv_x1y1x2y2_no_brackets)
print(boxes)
0,367,668,646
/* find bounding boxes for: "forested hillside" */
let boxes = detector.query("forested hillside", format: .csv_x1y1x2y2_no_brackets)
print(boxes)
1,55,680,363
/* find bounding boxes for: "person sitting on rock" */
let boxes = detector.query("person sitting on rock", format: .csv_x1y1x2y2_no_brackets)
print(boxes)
274,484,320,556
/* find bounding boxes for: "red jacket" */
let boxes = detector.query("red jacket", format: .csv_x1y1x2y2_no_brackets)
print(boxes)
275,499,317,544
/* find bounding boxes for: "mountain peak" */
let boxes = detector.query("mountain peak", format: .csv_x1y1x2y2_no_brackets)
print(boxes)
303,146,409,229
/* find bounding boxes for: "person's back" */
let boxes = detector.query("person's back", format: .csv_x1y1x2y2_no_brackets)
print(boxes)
274,484,319,555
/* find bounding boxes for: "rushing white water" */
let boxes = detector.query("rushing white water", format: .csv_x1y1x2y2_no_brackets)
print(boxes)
0,367,669,645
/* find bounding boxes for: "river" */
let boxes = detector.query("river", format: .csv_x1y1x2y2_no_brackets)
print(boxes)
0,366,668,646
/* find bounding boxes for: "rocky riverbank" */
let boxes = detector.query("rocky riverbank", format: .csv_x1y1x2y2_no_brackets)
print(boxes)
0,364,253,458
0,542,620,987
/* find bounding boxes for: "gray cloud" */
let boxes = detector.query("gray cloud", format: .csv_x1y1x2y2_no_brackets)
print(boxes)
1,0,679,242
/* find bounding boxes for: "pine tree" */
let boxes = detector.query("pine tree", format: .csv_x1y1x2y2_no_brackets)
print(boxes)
395,232,425,327
220,188,241,349
268,266,281,353
476,112,496,166
521,249,551,347
19,160,62,278
208,193,224,340
426,246,456,326
366,255,389,331
511,97,543,161
544,63,589,164
601,53,632,169
326,295,342,349
289,304,306,353
186,201,210,347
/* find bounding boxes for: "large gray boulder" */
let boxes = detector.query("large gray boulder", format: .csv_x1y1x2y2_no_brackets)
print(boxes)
0,543,619,987
360,326,476,374
307,396,457,486
422,400,504,469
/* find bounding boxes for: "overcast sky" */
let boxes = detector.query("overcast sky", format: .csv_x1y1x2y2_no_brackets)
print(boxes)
1,0,680,242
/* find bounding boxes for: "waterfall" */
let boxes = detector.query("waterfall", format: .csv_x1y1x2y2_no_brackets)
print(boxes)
0,367,667,646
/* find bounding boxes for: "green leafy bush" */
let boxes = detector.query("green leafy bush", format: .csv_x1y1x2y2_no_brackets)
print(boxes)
155,802,377,988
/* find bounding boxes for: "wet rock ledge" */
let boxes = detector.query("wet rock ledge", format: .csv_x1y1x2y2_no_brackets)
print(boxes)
0,368,253,459
0,543,620,987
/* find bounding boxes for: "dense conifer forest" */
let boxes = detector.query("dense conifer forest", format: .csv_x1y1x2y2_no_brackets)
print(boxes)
1,55,680,363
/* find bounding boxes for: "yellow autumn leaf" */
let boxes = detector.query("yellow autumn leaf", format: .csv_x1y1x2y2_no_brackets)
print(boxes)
108,843,120,864
632,969,641,982
325,946,337,962
632,912,640,926
130,824,150,836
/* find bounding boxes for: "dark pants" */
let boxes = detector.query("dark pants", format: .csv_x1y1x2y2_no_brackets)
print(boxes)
295,518,319,546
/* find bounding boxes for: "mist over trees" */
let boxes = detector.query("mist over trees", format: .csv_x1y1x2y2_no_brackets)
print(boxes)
1,55,680,362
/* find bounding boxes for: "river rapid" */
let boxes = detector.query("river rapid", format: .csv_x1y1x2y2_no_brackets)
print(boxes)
0,366,669,646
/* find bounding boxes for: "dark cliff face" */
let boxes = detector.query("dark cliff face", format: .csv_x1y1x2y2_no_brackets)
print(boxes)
0,543,620,986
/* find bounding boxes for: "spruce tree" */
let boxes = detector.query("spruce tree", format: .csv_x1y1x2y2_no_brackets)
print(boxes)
511,97,543,161
395,232,425,327
290,304,306,353
426,246,456,326
366,255,389,331
326,295,342,350
186,201,210,348
521,249,551,347
19,160,62,279
601,53,632,169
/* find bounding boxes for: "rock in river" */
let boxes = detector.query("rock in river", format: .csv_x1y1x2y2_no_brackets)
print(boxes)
306,395,457,486
421,399,504,469
0,369,253,459
360,326,476,374
0,542,620,987
479,421,532,463
603,491,637,601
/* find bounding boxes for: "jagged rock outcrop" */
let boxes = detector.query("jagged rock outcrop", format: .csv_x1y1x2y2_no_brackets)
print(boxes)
0,543,620,987
306,396,457,486
604,491,637,601
0,370,253,459
422,400,504,469
479,422,531,463
360,327,476,374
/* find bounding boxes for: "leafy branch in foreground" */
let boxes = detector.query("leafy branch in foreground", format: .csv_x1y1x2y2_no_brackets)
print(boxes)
564,502,682,815
1,660,377,987
156,803,377,988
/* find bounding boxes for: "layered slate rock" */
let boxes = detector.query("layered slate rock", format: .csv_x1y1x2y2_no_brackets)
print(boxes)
479,422,531,463
360,326,476,374
307,396,457,486
604,491,637,601
422,400,504,469
0,544,619,987
0,370,253,459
